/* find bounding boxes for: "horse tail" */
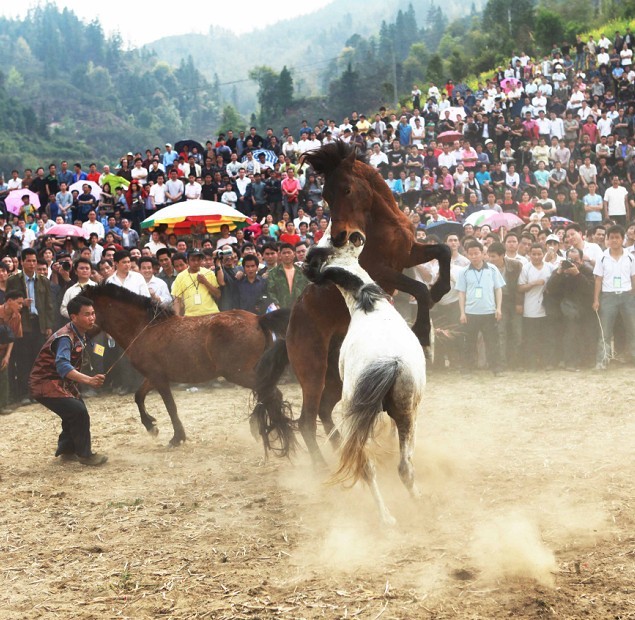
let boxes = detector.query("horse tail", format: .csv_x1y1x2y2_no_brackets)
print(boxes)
257,308,291,339
250,336,297,459
333,358,401,486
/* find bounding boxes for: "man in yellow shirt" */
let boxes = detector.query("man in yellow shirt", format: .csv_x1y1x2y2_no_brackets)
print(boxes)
170,250,221,316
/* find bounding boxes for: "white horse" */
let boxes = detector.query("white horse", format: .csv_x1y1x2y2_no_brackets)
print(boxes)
305,231,426,525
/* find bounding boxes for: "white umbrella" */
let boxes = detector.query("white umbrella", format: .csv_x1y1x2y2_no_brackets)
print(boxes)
464,209,499,227
69,180,101,199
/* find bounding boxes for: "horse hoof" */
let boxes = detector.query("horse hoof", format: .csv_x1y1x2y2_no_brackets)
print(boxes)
147,425,159,438
381,513,397,527
168,437,185,448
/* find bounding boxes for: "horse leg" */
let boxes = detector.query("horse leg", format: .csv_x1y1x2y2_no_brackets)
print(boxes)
387,401,421,499
155,384,186,447
408,241,452,303
361,457,396,526
135,378,158,437
318,345,343,451
297,381,328,469
375,266,434,347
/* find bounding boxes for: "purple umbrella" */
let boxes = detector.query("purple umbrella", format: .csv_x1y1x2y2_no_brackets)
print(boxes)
5,189,41,216
500,78,521,92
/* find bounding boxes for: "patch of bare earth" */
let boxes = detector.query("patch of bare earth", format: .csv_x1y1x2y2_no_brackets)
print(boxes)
1,368,635,619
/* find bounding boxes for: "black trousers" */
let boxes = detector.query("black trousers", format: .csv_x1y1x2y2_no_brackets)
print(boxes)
36,396,92,458
464,313,501,373
14,317,46,400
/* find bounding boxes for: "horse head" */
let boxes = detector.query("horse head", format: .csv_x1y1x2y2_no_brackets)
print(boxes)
302,142,374,248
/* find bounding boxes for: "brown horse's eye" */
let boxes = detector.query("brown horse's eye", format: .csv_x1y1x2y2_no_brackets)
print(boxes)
345,187,352,196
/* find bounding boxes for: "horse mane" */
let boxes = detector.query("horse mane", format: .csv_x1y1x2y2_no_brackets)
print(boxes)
356,283,390,313
301,141,363,175
83,283,175,322
309,264,388,313
303,246,334,283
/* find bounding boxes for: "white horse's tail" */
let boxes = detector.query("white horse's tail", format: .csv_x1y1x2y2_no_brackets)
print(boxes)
333,358,401,486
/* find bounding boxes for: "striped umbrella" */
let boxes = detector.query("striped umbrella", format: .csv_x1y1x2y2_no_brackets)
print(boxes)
141,200,252,235
243,149,278,166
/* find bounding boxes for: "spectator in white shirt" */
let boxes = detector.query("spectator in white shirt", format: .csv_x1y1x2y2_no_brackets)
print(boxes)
139,256,172,305
149,176,168,210
7,170,22,190
130,159,148,186
106,250,150,297
165,170,184,205
145,230,167,256
603,176,629,225
60,257,97,318
184,174,202,200
592,225,635,369
82,210,105,241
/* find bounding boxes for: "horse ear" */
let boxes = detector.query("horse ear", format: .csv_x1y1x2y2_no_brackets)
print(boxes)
344,147,357,168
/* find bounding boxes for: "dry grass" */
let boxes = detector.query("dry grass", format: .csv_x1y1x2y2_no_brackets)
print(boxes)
1,369,635,619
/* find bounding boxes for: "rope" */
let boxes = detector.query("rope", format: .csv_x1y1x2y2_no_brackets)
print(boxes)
102,267,219,376
103,301,165,376
594,308,614,368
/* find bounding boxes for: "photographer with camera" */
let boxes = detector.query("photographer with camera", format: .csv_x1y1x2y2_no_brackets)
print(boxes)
213,245,243,311
545,247,595,371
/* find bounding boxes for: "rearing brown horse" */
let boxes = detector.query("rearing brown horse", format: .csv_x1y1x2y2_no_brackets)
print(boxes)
260,142,451,467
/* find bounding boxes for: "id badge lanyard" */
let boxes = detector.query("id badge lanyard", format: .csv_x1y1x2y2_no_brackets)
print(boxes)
473,268,484,299
189,274,202,305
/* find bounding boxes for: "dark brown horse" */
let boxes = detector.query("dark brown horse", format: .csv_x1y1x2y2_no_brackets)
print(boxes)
261,142,451,466
83,284,294,451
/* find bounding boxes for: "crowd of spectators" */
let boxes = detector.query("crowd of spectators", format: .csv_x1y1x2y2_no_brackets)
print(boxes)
1,27,635,410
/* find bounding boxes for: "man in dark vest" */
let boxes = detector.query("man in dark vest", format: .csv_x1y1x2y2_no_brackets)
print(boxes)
29,296,107,466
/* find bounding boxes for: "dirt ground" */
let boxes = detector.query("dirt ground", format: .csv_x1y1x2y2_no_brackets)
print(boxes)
1,367,635,619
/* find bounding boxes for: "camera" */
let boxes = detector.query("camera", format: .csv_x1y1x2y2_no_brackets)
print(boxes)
561,260,574,270
216,246,232,257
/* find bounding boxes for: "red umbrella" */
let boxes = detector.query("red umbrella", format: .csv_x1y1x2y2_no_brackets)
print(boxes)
437,130,463,144
45,224,87,238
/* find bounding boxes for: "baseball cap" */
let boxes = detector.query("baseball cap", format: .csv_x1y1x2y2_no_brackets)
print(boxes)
188,249,204,257
165,142,172,148
545,234,560,244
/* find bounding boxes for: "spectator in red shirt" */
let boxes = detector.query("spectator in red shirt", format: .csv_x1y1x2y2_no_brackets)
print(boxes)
86,163,101,184
580,116,599,144
281,169,302,217
522,112,539,141
517,191,535,223
279,221,301,245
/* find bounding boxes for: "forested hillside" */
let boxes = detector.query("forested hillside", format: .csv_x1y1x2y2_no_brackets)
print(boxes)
146,0,478,114
0,4,222,171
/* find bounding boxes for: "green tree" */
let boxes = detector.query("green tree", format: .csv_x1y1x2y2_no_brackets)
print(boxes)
218,104,245,134
277,65,294,113
249,65,282,126
403,42,428,87
329,62,360,119
426,54,444,85
535,8,565,51
482,0,535,54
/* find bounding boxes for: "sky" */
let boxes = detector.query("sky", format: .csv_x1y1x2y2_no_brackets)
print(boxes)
1,0,334,47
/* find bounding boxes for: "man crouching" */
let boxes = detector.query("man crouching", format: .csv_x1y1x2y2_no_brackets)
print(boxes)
29,296,107,466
